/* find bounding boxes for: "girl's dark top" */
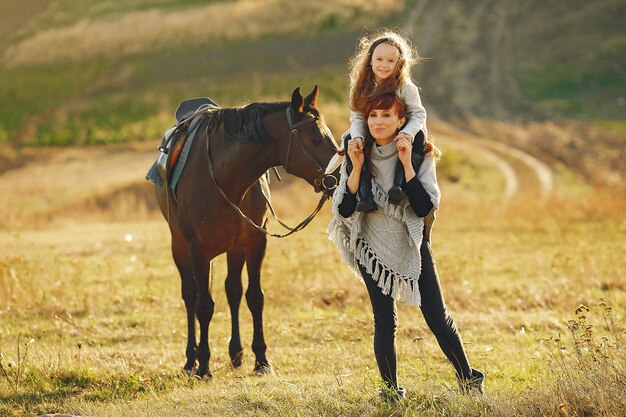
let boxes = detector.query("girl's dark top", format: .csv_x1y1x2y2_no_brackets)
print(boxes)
338,175,433,218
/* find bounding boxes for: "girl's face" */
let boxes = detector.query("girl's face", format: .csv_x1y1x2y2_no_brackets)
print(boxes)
371,42,400,83
367,105,406,145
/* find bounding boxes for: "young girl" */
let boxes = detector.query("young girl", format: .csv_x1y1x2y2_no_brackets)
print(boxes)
328,93,484,402
347,29,427,212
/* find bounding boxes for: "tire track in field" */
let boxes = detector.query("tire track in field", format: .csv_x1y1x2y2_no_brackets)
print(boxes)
478,139,554,198
434,122,554,202
402,0,432,35
436,133,519,203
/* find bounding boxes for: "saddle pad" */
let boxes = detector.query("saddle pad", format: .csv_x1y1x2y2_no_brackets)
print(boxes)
169,115,203,190
145,115,202,189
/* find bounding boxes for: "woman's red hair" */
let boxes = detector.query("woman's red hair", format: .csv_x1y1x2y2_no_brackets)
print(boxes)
363,94,440,163
339,93,440,161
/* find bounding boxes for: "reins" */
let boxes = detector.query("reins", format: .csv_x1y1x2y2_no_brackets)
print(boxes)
204,107,335,238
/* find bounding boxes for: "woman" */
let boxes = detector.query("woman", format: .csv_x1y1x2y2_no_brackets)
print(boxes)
327,93,484,402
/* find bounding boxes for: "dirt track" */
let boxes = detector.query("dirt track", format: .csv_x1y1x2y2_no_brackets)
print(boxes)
433,122,554,203
0,118,561,232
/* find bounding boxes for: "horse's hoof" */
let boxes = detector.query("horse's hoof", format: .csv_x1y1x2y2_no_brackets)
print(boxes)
231,351,244,369
191,371,212,382
253,362,274,376
182,367,196,378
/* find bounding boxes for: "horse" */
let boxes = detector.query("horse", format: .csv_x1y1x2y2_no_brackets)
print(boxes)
155,86,340,379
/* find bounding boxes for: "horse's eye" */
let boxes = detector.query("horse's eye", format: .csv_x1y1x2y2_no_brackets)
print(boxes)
309,125,322,143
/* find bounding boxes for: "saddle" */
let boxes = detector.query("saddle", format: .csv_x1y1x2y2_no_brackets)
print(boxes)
146,97,218,188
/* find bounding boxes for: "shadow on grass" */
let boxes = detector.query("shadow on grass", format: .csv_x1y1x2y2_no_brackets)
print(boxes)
0,368,190,416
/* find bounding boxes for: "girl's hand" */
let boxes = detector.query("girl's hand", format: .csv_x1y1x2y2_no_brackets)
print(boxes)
347,137,365,169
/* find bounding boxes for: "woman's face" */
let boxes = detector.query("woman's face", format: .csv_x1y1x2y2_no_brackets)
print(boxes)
367,105,406,144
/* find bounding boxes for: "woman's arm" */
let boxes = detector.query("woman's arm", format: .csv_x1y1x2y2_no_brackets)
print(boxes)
398,138,437,217
404,176,433,217
338,138,365,217
338,190,357,218
345,138,364,194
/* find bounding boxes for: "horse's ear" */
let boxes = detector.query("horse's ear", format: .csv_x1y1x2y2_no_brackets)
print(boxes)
291,87,304,114
304,85,319,108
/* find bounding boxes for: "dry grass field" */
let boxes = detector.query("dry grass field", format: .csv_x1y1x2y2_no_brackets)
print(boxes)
0,1,624,414
3,0,402,67
0,119,624,416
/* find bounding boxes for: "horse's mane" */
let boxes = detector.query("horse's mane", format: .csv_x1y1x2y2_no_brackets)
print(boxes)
205,102,288,145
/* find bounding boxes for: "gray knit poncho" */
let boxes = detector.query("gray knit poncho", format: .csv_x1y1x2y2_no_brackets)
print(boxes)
327,142,440,306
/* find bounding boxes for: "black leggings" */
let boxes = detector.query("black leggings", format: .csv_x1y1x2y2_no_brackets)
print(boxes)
359,241,472,389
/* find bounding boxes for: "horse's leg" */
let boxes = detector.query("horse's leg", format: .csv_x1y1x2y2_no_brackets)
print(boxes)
189,243,215,380
225,250,245,368
171,232,197,375
245,233,272,375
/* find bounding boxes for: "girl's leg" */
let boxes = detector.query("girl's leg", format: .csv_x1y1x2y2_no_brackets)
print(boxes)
418,242,472,380
388,160,405,205
358,263,398,389
356,164,376,212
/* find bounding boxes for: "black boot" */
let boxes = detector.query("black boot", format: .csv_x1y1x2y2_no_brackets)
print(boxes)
457,368,485,395
379,386,406,404
356,164,376,212
388,161,404,205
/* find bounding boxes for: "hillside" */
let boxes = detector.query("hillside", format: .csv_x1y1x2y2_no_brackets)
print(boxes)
410,0,626,120
0,0,624,190
1,0,625,142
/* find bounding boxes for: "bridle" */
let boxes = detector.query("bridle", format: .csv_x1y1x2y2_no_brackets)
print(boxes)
204,107,339,238
283,107,339,194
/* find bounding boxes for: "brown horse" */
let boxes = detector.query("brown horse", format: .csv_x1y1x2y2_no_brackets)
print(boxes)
155,86,339,379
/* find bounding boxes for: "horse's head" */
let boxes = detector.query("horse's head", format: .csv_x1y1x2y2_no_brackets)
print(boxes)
280,86,340,195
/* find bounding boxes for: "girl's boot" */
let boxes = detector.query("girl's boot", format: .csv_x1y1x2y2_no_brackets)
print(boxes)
356,165,376,212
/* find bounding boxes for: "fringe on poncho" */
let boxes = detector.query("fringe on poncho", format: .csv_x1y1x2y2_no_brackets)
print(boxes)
327,153,440,306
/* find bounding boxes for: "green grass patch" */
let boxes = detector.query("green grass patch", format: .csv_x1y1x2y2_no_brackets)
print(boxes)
593,119,626,135
1,31,356,146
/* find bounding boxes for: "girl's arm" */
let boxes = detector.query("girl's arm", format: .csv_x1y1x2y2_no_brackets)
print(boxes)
398,81,427,141
349,110,367,141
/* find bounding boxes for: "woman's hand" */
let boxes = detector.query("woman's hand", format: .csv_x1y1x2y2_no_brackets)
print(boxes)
347,137,365,169
396,135,416,181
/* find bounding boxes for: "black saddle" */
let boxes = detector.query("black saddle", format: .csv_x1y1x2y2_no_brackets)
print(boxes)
175,97,219,123
157,97,219,154
146,97,220,186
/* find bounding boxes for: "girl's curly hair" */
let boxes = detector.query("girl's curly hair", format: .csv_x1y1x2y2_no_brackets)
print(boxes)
348,28,419,113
